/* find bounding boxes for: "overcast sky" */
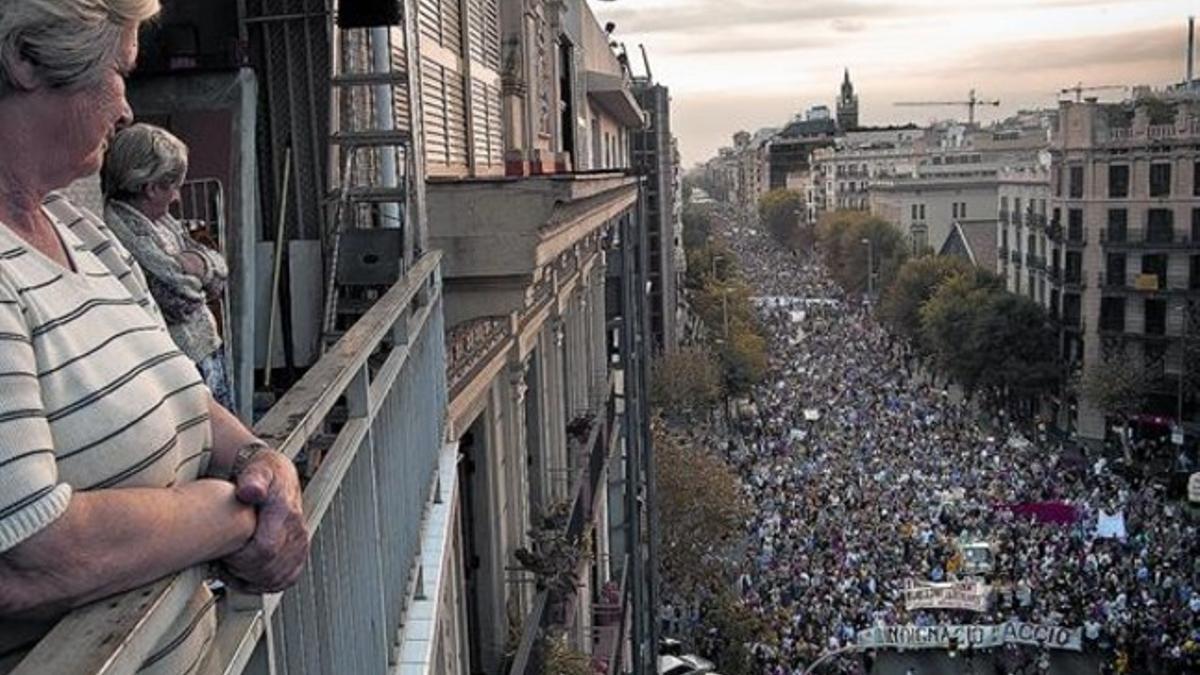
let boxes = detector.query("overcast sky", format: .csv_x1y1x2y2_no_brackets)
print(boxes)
593,0,1193,166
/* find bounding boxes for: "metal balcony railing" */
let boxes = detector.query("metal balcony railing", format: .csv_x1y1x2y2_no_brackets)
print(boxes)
592,555,631,675
508,378,622,675
14,253,451,675
1100,229,1195,248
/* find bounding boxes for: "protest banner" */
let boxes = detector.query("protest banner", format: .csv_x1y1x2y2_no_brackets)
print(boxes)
857,623,1083,652
903,581,990,612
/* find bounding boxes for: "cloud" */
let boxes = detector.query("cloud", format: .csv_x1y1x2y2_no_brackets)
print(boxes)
600,0,904,36
952,25,1180,74
832,18,868,33
667,31,833,55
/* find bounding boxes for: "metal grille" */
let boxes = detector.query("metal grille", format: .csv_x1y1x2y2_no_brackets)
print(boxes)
244,0,331,243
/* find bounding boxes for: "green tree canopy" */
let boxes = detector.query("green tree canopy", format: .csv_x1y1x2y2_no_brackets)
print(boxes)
1082,355,1154,423
817,210,909,294
757,189,808,250
918,270,1052,399
650,347,723,417
879,255,974,347
654,425,749,598
682,202,717,252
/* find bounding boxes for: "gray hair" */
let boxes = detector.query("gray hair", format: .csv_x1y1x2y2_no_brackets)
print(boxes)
0,0,160,97
101,123,188,199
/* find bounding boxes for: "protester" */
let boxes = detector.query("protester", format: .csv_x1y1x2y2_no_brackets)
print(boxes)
675,213,1199,675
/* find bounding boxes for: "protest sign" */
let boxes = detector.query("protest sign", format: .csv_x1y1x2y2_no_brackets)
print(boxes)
857,623,1083,652
903,581,990,612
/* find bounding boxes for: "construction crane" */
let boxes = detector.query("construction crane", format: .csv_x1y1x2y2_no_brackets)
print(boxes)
894,89,1000,125
1058,82,1128,102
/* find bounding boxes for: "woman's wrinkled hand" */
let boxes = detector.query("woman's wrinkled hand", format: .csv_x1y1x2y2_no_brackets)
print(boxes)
221,450,309,593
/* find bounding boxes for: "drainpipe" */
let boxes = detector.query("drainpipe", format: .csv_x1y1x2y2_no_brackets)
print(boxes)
371,27,401,230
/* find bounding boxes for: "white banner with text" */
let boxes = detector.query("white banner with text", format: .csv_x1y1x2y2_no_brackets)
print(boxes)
857,623,1083,652
902,581,991,612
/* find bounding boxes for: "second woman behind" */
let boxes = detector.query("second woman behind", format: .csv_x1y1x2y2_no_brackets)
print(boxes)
101,123,233,409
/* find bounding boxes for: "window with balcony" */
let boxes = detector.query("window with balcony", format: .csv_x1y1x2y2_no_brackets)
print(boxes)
1107,209,1127,242
1100,297,1126,332
1050,289,1061,317
1063,293,1082,326
1106,253,1126,286
1067,208,1084,241
1108,164,1130,198
1146,208,1174,243
1192,208,1200,243
1065,251,1083,284
1149,162,1172,197
1144,298,1167,335
1068,166,1084,198
1053,166,1062,197
1142,253,1168,289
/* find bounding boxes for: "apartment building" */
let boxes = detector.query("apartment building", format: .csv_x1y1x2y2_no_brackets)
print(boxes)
869,153,1003,254
19,2,661,675
633,80,682,353
1050,97,1200,442
997,163,1053,304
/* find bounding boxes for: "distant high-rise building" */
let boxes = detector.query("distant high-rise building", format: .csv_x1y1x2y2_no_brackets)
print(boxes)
838,68,860,131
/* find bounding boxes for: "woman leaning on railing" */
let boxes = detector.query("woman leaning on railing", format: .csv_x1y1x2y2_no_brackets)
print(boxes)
0,2,307,673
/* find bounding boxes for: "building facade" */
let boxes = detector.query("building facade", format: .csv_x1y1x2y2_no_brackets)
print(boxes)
997,164,1053,304
1049,97,1200,442
632,80,682,353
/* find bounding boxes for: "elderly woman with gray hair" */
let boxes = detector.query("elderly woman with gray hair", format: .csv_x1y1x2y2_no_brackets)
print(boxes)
0,1,307,672
102,123,234,410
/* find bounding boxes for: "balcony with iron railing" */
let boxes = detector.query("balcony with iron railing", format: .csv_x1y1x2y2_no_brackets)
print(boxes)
1099,228,1196,249
13,254,457,675
1102,119,1200,144
507,378,626,675
1097,270,1200,296
428,172,638,321
1062,268,1087,290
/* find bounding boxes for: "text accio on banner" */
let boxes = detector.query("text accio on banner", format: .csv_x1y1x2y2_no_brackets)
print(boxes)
857,622,1083,652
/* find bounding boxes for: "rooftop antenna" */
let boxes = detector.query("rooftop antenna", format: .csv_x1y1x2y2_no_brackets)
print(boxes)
639,44,653,82
1189,15,1195,84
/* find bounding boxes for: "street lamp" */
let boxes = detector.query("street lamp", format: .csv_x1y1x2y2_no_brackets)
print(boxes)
861,237,875,298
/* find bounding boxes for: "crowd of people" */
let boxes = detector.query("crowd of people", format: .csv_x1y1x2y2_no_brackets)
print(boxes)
690,219,1199,674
